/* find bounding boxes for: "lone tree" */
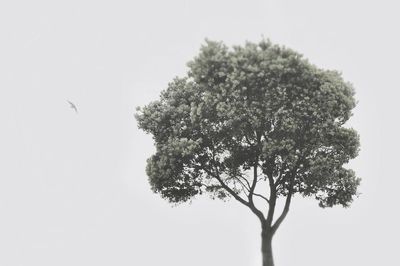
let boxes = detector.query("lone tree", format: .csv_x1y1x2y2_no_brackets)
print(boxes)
135,40,360,266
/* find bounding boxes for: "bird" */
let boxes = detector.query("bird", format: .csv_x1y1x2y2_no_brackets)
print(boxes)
67,100,78,113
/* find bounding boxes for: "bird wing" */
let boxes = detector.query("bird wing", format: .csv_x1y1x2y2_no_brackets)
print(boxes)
67,100,78,112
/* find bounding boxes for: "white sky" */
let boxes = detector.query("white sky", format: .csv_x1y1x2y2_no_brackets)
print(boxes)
0,1,398,265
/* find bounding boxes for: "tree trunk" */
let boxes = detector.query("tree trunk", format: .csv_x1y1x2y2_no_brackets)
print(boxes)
261,228,274,266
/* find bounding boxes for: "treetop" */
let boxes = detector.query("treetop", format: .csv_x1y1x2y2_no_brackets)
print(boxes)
136,39,360,210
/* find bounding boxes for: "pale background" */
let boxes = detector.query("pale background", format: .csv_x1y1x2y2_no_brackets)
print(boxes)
0,1,397,265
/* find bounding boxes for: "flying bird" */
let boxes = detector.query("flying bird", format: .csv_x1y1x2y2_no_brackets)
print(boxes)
67,100,78,113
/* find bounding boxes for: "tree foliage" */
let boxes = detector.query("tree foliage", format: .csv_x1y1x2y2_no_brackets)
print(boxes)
136,39,360,217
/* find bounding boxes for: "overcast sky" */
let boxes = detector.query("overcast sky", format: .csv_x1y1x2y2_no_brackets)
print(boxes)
0,1,398,266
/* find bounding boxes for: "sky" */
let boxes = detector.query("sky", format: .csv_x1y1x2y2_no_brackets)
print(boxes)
0,0,398,265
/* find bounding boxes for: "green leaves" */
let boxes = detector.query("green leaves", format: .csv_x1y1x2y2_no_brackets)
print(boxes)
136,39,360,208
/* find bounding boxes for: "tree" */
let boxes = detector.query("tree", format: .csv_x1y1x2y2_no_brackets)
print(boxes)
135,40,360,266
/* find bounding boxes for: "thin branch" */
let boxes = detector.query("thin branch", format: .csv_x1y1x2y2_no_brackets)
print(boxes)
236,174,251,190
252,192,269,203
204,150,251,208
234,176,251,193
205,167,251,208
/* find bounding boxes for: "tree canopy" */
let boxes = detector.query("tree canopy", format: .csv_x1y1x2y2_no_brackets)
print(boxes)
136,39,360,224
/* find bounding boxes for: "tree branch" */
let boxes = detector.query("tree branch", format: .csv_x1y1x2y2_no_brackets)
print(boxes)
234,178,250,196
237,174,252,190
205,146,266,223
271,157,303,234
271,171,295,234
249,164,258,198
252,192,269,203
265,172,277,227
275,162,287,187
203,164,251,208
246,163,266,223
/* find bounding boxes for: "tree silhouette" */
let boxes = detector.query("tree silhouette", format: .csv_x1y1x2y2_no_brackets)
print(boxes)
135,40,360,266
